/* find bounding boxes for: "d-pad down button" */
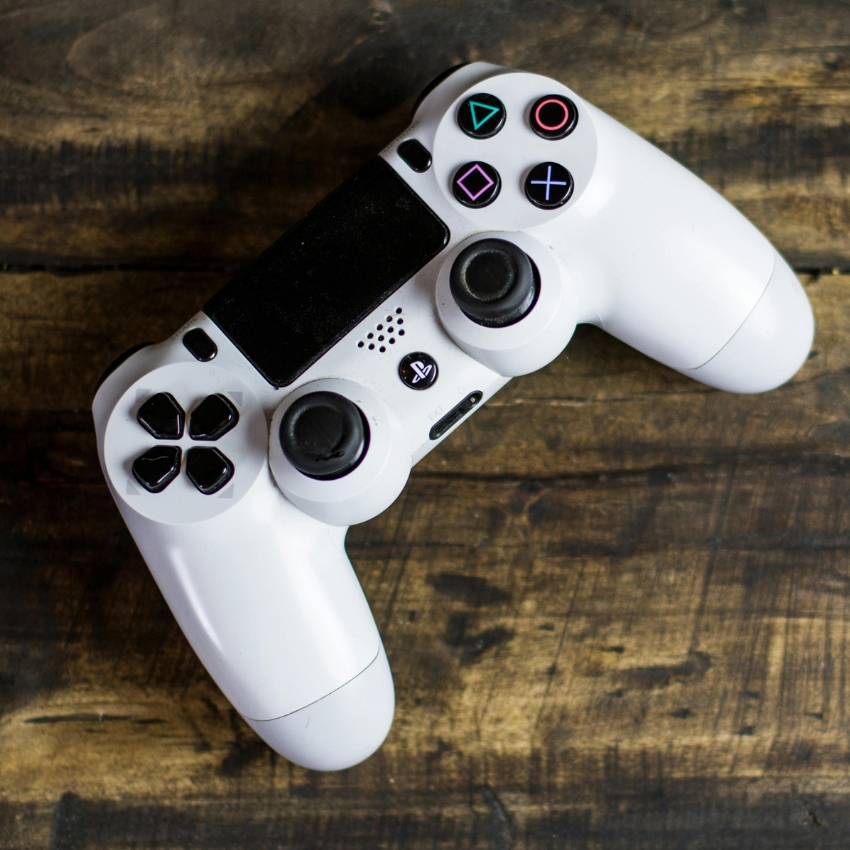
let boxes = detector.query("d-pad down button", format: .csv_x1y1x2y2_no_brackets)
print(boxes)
186,447,234,495
132,446,182,493
189,394,239,441
137,393,185,440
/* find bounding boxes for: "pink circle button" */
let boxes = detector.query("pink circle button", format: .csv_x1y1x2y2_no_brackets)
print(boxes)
530,95,578,139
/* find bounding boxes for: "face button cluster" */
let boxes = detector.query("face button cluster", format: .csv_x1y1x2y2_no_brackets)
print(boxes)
132,393,239,495
451,91,579,211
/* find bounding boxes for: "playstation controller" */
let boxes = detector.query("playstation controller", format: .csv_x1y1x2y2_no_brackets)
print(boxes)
93,63,814,770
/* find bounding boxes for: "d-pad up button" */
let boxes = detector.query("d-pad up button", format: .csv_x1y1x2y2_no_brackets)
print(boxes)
132,446,182,493
138,393,185,440
186,447,234,495
189,394,239,441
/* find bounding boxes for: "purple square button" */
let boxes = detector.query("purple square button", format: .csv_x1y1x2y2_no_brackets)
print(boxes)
452,161,501,208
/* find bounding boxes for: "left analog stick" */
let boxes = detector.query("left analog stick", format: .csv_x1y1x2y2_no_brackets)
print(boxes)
280,392,369,480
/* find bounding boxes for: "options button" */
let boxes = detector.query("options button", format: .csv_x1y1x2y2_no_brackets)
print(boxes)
397,139,432,173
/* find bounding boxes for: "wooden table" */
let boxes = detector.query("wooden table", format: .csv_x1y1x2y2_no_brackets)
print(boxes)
2,2,850,847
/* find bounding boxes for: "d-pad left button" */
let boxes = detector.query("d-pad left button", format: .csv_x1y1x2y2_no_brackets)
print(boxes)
189,394,239,441
137,393,185,440
132,446,182,493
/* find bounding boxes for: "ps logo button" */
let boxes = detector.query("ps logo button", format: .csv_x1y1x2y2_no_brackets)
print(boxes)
529,94,578,140
399,352,438,390
457,93,505,139
452,161,501,208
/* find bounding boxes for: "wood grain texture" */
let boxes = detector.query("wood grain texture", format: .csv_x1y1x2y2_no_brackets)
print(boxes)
2,270,850,847
2,1,850,847
0,1,848,267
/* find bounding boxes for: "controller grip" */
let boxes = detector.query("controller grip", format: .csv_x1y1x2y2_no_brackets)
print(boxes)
686,251,813,392
243,643,394,770
570,103,813,391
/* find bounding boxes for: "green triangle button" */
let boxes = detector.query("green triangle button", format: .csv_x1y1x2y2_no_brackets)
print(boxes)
468,100,501,131
458,94,505,138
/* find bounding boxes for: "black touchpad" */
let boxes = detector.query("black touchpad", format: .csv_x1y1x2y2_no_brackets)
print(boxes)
204,158,449,388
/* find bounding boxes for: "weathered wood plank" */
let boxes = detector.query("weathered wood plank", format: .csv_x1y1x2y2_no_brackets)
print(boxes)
1,269,850,847
0,268,844,477
3,434,850,846
0,1,848,266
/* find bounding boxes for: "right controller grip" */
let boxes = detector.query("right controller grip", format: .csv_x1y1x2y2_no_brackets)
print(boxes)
686,251,813,392
571,102,813,391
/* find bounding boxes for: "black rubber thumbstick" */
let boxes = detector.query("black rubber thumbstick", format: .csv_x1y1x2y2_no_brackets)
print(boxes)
449,238,539,327
280,391,369,480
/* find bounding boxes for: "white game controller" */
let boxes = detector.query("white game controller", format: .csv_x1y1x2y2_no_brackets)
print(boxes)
93,62,814,771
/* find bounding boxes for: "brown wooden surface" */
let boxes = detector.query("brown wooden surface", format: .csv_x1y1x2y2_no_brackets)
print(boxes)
2,2,850,848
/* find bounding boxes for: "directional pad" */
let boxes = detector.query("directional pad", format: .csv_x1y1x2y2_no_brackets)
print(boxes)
137,393,185,440
186,447,234,495
132,446,182,493
189,394,239,441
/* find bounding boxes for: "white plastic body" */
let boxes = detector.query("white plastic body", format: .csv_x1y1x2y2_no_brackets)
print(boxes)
93,62,813,772
396,62,814,385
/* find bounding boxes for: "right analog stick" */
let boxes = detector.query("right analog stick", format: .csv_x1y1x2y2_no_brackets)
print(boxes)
280,392,369,480
449,239,539,327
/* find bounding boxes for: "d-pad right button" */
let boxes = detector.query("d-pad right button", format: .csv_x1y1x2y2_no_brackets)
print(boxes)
189,394,239,441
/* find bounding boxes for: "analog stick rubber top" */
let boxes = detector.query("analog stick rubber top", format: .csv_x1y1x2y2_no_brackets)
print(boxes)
280,392,369,480
449,238,539,327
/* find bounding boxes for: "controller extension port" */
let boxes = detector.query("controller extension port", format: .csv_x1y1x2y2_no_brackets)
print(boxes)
429,391,483,441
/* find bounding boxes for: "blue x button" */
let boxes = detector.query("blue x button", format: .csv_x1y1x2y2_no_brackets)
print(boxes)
525,162,574,209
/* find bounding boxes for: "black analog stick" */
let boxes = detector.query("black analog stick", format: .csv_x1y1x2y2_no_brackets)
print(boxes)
280,392,369,480
449,239,539,327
